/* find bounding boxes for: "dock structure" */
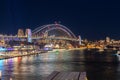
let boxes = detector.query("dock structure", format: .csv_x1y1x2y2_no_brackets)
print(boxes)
43,71,87,80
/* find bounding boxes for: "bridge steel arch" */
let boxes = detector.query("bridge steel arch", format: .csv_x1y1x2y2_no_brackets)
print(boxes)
32,24,77,39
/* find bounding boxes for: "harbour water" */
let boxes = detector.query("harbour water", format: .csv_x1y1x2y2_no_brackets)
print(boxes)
0,49,120,80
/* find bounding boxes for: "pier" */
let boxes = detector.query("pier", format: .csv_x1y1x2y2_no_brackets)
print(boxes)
44,71,87,80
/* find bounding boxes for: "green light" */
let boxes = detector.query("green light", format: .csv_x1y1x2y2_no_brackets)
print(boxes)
55,50,59,54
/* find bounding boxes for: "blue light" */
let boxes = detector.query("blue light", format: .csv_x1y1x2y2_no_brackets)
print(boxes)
0,47,7,52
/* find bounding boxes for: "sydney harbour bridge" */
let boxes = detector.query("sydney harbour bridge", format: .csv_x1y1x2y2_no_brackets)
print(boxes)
0,23,81,48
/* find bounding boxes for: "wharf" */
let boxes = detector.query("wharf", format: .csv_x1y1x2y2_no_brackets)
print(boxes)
44,71,87,80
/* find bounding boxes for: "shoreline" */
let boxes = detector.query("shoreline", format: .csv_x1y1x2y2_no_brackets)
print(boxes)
0,51,45,60
0,48,86,60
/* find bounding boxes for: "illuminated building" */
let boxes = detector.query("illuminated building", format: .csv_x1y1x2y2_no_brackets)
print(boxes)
17,29,24,37
106,37,110,43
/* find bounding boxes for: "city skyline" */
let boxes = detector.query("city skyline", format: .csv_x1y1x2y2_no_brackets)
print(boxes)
0,1,120,79
0,0,120,40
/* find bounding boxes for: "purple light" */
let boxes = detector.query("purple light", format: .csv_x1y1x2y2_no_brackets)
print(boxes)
7,48,14,51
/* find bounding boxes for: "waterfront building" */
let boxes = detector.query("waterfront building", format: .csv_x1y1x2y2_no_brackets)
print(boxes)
106,37,110,43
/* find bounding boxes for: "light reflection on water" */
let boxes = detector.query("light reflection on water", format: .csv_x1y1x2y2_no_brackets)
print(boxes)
0,50,119,80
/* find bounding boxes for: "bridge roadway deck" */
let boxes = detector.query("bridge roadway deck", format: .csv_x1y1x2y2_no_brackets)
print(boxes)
0,36,79,41
32,37,79,41
43,71,87,80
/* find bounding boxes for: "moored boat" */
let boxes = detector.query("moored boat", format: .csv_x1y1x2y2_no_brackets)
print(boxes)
116,50,120,61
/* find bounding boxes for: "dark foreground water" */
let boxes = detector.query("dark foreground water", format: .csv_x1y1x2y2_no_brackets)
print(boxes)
0,49,120,80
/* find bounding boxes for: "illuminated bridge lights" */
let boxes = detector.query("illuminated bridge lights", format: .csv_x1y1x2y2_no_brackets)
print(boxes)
32,23,81,42
0,23,81,47
32,24,77,39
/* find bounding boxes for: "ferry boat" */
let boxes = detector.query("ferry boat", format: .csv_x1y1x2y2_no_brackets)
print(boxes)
43,44,53,51
116,50,120,61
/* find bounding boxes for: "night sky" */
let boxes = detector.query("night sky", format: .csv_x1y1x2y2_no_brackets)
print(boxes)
0,0,120,40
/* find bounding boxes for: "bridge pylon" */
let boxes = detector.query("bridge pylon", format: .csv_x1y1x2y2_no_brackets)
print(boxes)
78,35,81,45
